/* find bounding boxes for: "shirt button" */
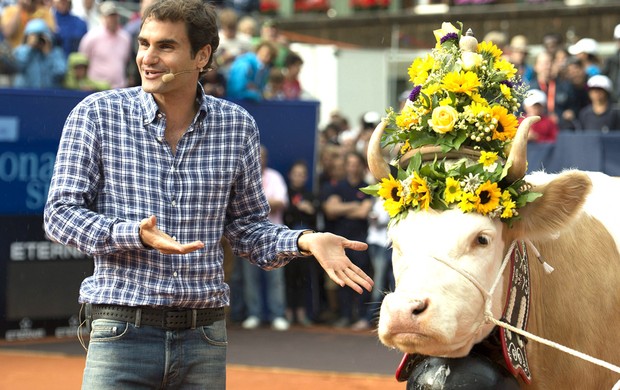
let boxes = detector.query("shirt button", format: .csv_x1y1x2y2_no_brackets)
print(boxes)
173,271,178,277
171,200,176,206
172,236,177,241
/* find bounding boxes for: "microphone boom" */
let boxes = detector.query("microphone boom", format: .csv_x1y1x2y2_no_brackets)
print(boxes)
162,69,195,83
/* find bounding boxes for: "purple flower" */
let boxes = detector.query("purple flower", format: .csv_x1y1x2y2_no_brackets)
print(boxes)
440,32,458,45
408,85,422,101
501,80,514,88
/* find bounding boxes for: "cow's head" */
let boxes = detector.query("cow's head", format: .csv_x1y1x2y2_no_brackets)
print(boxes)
368,118,592,358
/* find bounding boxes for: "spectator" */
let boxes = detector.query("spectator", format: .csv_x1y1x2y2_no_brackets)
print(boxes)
568,38,601,79
51,0,87,58
578,75,620,132
507,34,533,85
542,32,563,59
560,57,590,130
263,67,285,100
602,23,620,101
216,7,252,78
240,145,290,331
322,151,373,330
529,50,576,126
71,0,100,30
63,51,109,91
78,1,131,89
200,68,226,98
1,0,56,49
522,89,558,143
226,40,277,101
364,197,393,326
237,14,257,43
282,50,303,100
223,0,259,16
252,18,288,69
12,18,66,88
124,0,155,87
283,160,320,326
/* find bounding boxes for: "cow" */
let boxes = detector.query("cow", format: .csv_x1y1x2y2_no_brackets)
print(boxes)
367,116,620,389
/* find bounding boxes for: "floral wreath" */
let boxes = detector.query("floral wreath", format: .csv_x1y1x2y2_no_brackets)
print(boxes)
362,22,541,225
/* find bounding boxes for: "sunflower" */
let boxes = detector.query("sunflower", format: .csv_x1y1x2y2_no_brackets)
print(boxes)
396,104,418,129
501,190,516,219
378,175,403,203
477,41,503,60
494,58,518,79
479,151,498,167
491,105,518,141
474,181,502,215
442,71,480,96
408,54,435,85
458,191,478,213
444,177,462,204
404,172,431,210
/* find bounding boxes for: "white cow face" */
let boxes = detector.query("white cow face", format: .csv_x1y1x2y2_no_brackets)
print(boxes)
378,208,507,357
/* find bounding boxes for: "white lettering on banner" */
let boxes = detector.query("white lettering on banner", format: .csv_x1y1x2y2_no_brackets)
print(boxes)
10,241,86,261
0,151,55,211
5,318,45,341
55,315,88,338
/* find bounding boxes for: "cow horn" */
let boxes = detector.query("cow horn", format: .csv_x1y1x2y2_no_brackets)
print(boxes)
367,119,391,180
505,115,540,183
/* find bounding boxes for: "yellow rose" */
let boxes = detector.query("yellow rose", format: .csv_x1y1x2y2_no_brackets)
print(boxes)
429,105,458,134
460,52,483,71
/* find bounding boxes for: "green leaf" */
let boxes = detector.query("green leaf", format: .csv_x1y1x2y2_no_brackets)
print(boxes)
360,184,380,196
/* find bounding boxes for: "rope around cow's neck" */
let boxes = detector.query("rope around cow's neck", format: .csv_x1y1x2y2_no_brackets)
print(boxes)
432,239,620,389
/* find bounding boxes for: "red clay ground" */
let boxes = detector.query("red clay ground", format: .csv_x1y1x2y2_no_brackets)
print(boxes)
0,350,403,389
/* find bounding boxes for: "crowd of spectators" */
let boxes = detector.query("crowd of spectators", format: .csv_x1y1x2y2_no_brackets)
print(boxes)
0,0,308,102
2,1,620,331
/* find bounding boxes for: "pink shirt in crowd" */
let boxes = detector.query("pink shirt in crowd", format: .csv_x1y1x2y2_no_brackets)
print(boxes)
78,26,131,89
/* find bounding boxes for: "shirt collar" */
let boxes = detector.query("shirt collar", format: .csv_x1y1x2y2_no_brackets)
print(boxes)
139,84,208,126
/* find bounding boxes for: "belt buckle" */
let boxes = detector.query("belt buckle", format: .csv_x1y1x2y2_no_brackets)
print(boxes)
163,309,192,329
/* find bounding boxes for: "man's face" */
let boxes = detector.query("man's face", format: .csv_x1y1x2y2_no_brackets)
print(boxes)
137,17,210,95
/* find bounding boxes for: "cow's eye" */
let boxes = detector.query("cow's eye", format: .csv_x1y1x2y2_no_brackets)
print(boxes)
477,235,489,245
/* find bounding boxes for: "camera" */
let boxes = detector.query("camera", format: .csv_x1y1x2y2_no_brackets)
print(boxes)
36,34,47,46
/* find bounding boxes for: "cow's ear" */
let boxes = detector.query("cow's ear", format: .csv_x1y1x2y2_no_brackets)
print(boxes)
507,170,592,240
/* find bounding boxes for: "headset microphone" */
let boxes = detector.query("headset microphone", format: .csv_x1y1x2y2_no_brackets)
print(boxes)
161,69,196,83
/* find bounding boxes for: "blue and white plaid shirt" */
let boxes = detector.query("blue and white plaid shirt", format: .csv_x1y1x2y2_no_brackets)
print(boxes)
44,86,302,309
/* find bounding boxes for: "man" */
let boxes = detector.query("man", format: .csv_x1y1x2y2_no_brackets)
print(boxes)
43,1,372,388
240,145,290,331
1,0,56,49
602,23,620,101
322,151,374,330
51,0,87,58
226,39,276,101
78,1,131,88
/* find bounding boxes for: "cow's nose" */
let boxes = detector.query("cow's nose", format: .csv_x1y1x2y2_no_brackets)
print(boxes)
411,299,428,316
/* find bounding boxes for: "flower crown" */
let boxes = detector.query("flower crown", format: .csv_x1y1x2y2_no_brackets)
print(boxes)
363,22,541,225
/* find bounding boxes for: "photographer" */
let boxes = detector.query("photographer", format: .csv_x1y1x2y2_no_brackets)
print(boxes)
13,18,66,88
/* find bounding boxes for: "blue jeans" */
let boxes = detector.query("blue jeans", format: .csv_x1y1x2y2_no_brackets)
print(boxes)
82,318,227,389
241,260,286,320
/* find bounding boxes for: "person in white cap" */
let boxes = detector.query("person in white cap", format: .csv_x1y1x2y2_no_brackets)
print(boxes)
568,37,601,78
602,23,620,100
521,89,558,143
578,74,620,132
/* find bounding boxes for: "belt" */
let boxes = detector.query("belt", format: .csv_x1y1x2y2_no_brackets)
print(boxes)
89,304,225,330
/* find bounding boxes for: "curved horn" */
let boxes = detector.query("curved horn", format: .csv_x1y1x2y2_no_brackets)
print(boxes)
505,115,540,183
367,119,391,180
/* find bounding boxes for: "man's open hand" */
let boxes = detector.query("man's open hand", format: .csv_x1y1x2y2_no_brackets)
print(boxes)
298,232,373,294
139,215,205,254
